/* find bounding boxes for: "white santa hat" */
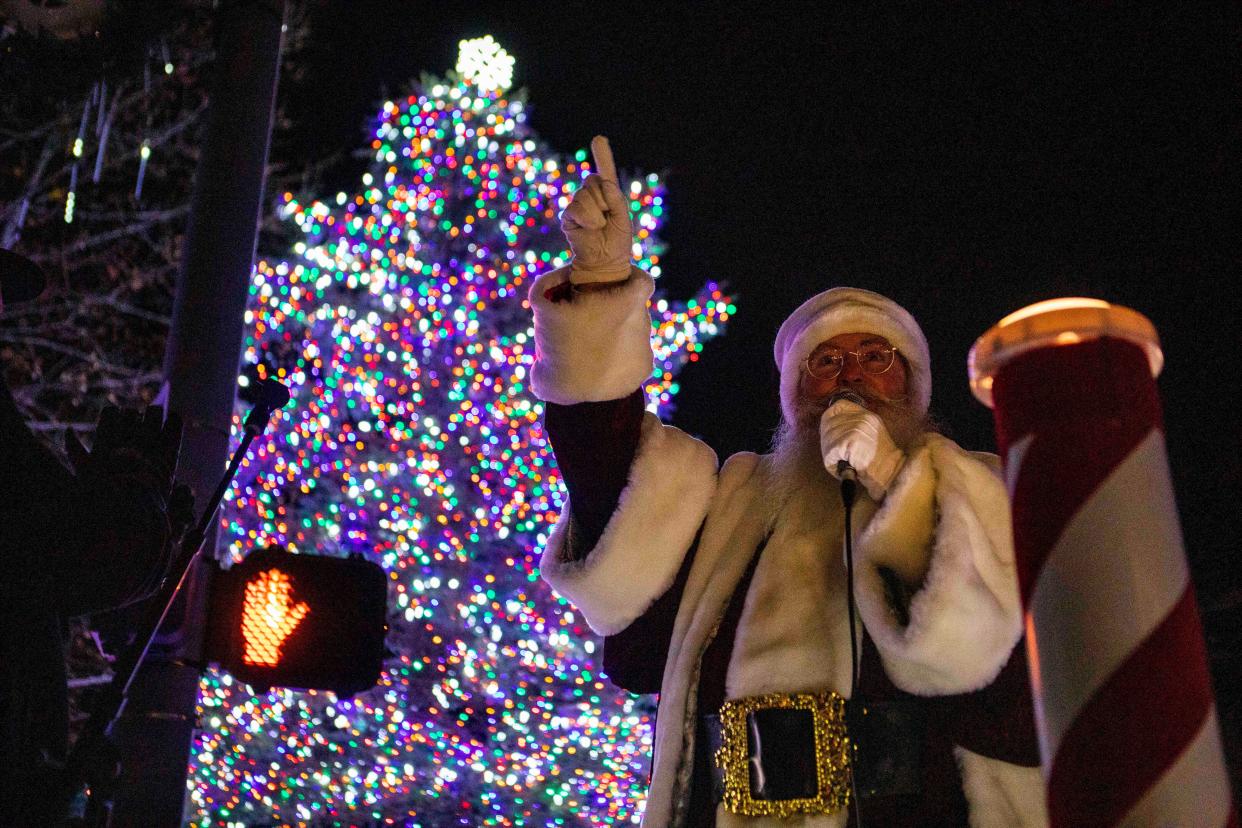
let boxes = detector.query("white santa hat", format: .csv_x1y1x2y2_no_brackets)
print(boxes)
774,287,932,424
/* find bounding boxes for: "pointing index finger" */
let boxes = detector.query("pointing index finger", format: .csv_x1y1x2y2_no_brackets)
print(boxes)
590,135,618,184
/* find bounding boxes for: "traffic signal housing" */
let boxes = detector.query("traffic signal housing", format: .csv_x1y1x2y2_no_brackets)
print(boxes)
207,548,388,696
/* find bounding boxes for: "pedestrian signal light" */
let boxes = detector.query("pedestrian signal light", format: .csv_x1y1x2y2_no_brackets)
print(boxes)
207,548,388,696
241,568,310,667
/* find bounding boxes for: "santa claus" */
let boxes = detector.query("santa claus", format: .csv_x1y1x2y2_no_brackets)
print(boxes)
530,138,1047,827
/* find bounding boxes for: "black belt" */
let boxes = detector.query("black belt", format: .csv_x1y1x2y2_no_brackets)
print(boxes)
699,695,926,816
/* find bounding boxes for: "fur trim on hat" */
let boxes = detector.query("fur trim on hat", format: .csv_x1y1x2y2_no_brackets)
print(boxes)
540,413,718,635
529,265,655,405
774,287,932,424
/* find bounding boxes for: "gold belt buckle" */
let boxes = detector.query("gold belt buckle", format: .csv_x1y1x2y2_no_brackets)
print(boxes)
713,690,852,817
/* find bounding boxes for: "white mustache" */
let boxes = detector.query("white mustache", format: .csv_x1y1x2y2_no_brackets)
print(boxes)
815,387,907,411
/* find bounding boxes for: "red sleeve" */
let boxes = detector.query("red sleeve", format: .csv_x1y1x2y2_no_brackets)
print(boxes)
543,389,645,558
543,389,691,695
602,532,700,694
947,637,1042,766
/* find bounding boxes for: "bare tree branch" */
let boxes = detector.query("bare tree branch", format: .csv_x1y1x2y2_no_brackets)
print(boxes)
27,421,98,432
0,128,60,245
61,209,189,256
82,295,172,325
0,120,59,154
67,674,116,689
0,334,104,364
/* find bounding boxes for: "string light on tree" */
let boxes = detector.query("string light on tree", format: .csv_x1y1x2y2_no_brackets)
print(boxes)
186,37,733,824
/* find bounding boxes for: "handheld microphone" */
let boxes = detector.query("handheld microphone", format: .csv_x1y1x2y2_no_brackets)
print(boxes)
826,390,866,482
0,248,47,304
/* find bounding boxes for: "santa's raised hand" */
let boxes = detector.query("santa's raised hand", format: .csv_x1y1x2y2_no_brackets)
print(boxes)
561,135,633,284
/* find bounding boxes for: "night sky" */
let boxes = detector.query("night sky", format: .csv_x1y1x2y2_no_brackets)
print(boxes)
285,4,1239,607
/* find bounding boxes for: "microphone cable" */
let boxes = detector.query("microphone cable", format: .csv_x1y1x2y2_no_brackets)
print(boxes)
838,460,864,828
826,388,867,826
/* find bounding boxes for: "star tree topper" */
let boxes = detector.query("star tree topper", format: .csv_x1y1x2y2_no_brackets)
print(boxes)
456,35,515,93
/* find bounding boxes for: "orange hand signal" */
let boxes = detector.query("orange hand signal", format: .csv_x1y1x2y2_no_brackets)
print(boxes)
241,568,310,667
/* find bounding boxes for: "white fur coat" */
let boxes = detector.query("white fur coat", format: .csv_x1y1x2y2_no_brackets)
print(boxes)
531,265,1047,827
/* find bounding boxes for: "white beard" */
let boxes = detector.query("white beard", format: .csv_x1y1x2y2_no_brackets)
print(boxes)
764,394,929,528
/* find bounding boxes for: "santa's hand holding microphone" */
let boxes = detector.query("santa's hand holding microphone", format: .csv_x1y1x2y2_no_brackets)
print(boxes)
821,394,906,502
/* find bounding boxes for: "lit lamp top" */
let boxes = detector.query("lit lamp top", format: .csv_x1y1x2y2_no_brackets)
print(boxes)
968,297,1164,409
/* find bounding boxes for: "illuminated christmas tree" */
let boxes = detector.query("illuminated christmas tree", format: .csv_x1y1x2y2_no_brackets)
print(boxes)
186,37,732,825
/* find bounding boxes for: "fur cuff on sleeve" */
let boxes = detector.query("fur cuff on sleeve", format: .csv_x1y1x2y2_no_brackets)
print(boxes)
540,413,718,635
529,265,655,405
855,435,1023,695
956,747,1049,828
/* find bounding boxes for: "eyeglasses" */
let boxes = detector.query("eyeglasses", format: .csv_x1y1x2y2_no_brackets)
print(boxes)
804,343,899,380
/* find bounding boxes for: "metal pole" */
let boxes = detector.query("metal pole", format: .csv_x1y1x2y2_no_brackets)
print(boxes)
108,1,286,822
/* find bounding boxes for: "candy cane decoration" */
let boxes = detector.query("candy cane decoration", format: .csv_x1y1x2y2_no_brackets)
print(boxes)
970,299,1235,827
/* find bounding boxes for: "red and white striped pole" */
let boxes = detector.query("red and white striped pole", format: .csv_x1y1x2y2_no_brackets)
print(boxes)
969,298,1235,827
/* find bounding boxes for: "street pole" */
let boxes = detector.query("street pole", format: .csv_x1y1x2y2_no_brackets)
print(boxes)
108,1,286,822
